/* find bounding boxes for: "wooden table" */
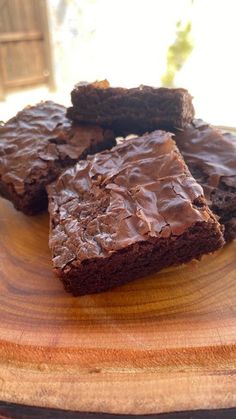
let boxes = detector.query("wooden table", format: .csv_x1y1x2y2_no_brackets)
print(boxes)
0,170,235,418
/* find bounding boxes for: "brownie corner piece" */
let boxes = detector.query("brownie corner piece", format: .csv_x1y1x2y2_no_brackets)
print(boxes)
48,130,224,296
0,101,115,215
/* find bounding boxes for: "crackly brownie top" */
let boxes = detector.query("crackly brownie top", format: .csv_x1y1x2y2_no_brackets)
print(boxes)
0,101,112,195
48,130,216,270
174,119,236,202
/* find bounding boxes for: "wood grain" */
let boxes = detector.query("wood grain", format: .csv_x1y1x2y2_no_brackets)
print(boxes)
0,0,54,98
0,196,235,416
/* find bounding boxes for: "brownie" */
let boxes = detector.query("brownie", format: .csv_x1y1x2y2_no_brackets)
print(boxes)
174,119,236,241
47,130,224,296
0,101,115,215
67,80,195,136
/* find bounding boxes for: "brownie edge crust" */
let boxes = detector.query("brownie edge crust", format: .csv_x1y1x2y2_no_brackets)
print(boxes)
47,131,224,296
67,80,195,136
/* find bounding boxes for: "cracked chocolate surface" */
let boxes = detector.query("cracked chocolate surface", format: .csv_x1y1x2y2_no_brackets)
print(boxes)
0,101,115,214
174,119,236,241
48,130,221,270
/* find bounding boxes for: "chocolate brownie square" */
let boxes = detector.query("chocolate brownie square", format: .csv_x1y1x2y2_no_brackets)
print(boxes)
0,101,115,215
67,80,195,136
174,119,236,241
47,130,224,296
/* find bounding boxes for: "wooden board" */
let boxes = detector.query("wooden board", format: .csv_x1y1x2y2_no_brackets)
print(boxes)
0,195,236,417
0,0,55,100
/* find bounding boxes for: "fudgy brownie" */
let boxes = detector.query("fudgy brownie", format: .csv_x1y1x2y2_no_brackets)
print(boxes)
67,80,195,136
174,119,236,241
48,131,224,296
0,101,115,215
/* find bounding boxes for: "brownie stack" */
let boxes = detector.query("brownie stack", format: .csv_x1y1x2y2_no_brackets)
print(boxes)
1,80,235,296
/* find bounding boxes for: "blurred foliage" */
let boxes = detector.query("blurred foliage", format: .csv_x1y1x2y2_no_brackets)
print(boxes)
161,20,194,87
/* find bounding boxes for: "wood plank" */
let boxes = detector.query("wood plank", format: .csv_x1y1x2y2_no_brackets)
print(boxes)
0,31,43,43
0,82,5,100
1,39,48,85
0,0,54,94
4,75,48,87
0,0,12,33
9,0,20,32
0,83,4,100
0,43,20,82
38,0,56,91
0,47,5,100
21,0,38,32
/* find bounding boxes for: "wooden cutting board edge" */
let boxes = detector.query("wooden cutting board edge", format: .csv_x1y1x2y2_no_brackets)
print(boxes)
0,402,236,419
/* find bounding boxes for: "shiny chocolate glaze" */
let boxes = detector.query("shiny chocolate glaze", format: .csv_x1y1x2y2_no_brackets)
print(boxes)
174,120,236,241
0,101,114,196
174,119,236,202
48,130,220,270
